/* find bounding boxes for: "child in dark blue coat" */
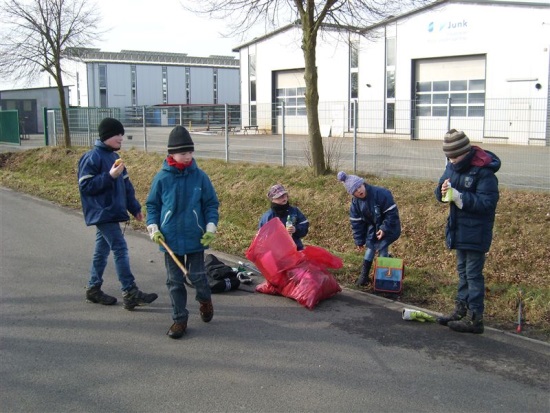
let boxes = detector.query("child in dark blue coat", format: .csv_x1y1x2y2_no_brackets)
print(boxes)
338,171,401,287
259,184,309,251
435,129,500,334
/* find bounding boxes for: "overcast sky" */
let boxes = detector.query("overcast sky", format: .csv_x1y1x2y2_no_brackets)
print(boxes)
93,0,257,56
0,0,266,90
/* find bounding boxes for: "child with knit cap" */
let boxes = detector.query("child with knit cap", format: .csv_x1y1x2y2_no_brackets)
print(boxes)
435,129,500,334
78,117,158,309
337,171,401,287
146,126,219,339
259,184,309,251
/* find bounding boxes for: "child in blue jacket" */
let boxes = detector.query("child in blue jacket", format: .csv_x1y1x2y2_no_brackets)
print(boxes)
338,171,401,287
146,126,219,339
78,117,158,310
435,129,500,334
259,184,309,251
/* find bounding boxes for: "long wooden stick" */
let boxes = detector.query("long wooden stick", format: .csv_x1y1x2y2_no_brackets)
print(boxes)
159,239,189,276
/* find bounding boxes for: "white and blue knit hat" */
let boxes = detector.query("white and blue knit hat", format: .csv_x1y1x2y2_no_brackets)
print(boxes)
337,171,364,195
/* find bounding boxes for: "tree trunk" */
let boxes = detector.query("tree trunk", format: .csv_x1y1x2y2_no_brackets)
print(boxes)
55,63,71,147
301,25,327,176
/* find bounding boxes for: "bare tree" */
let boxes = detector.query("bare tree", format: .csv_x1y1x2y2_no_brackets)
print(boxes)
0,0,101,147
182,0,432,176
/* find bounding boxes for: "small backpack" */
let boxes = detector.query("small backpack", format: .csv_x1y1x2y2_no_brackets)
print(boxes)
204,254,240,293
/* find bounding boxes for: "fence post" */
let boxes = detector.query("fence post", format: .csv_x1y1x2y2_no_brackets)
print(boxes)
179,105,183,126
353,99,358,173
86,108,92,146
446,97,452,131
281,101,286,167
142,106,148,153
225,104,229,162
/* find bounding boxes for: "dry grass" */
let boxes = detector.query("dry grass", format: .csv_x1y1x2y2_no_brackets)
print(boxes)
1,146,549,341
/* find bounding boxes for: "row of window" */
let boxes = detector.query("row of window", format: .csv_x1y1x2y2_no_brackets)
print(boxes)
416,79,486,117
97,65,217,107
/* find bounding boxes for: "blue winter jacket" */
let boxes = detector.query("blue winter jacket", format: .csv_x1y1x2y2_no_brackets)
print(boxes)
258,205,309,250
145,158,219,255
435,146,500,253
78,140,141,226
350,184,401,251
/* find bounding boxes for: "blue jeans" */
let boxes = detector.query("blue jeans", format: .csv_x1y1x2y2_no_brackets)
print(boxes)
88,222,136,292
455,249,486,315
364,247,389,262
165,251,211,323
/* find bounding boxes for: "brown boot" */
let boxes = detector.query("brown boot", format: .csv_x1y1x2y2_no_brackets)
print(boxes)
167,321,187,339
199,300,214,323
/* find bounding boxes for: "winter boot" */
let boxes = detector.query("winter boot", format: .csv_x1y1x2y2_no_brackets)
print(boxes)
199,300,214,323
355,260,373,286
86,285,117,305
448,310,484,334
436,300,467,326
167,321,187,339
122,285,158,310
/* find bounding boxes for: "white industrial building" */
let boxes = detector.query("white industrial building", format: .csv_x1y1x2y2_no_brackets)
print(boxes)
233,0,550,145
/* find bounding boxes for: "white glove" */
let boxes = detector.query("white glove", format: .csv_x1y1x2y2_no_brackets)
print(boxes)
206,223,217,234
147,224,165,244
449,188,463,209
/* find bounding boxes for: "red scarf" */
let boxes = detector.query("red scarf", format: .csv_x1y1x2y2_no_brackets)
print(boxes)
166,156,191,170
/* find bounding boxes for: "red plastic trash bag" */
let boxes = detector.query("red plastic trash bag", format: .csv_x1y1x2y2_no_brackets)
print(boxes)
282,262,342,310
247,218,342,309
246,218,302,288
301,245,343,270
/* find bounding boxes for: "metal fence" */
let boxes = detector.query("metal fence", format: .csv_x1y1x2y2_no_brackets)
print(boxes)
44,100,550,191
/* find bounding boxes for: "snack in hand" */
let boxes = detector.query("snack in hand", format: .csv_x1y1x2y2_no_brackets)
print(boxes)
114,158,123,167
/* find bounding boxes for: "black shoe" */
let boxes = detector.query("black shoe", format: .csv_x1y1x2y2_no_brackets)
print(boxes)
167,321,187,339
122,286,158,310
86,286,117,305
199,300,214,322
437,301,467,326
448,310,484,334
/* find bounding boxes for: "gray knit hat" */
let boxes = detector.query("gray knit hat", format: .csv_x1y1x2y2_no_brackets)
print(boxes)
337,171,364,195
167,126,194,154
443,129,471,158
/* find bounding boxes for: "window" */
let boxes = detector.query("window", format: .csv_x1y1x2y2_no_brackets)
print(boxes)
415,79,485,117
185,67,190,104
99,64,107,108
162,66,168,104
213,69,218,104
350,72,358,99
130,65,137,106
276,87,306,117
385,37,396,130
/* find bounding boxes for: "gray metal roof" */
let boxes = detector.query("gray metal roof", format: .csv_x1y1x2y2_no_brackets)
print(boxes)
64,48,239,68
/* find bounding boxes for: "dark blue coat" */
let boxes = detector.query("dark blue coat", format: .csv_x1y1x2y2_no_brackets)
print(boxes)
435,147,500,253
78,140,141,226
349,184,401,251
259,205,309,251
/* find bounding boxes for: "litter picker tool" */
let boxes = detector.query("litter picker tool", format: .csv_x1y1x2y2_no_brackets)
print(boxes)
159,239,189,276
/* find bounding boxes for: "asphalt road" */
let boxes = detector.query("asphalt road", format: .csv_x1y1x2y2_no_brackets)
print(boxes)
1,188,549,413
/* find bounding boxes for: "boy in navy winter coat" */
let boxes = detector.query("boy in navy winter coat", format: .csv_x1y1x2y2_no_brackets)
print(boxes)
78,117,158,310
146,126,219,339
435,129,500,334
338,171,401,287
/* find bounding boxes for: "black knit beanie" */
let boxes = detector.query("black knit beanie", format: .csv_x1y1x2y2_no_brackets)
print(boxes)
167,126,194,154
98,117,125,142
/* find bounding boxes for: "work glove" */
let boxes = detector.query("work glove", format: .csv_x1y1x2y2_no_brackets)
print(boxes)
443,185,463,209
147,224,165,245
402,309,436,323
200,223,217,247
